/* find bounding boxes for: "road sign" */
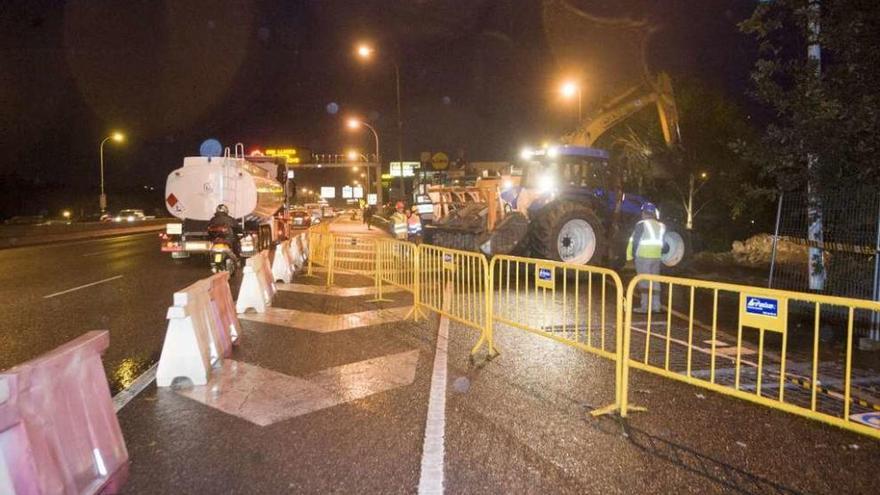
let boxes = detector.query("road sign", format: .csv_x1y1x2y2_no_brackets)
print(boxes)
320,186,336,198
850,412,880,429
389,162,420,177
265,147,308,165
353,186,364,199
368,193,377,206
342,186,353,199
431,152,449,170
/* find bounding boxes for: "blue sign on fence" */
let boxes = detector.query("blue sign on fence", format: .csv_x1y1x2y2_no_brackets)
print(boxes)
745,296,779,318
538,268,552,281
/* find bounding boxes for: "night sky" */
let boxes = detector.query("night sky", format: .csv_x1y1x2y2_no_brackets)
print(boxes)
0,0,757,217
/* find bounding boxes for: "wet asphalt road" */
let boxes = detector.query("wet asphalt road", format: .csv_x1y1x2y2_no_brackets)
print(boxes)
118,269,880,494
0,232,210,393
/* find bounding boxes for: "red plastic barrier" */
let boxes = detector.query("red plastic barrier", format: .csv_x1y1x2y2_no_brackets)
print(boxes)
0,331,128,494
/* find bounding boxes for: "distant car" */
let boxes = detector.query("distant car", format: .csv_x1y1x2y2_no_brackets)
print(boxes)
290,210,311,228
113,209,146,222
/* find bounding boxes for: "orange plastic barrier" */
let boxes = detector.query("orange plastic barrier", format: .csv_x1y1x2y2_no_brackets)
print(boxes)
0,331,129,494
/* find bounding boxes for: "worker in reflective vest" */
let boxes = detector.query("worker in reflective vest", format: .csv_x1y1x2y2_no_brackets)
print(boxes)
391,201,408,240
627,202,666,313
406,206,423,242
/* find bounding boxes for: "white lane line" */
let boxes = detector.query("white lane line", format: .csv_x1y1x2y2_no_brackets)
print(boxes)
82,249,117,257
113,363,157,412
418,282,451,495
43,275,123,299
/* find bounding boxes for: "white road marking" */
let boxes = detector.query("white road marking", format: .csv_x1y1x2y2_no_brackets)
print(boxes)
418,282,451,495
113,363,157,412
82,249,120,257
177,351,419,426
43,275,123,299
276,283,404,297
239,306,412,333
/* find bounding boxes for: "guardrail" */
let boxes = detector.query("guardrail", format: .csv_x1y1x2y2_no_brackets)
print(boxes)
312,233,880,439
490,255,627,415
622,274,880,439
418,244,494,357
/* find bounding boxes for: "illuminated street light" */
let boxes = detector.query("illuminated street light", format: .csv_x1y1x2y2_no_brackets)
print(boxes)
354,42,403,200
62,210,71,219
560,80,582,123
700,171,708,179
99,130,126,213
356,43,374,59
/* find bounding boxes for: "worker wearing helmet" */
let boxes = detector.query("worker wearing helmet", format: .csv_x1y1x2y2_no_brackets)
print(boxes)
627,202,666,313
406,205,423,242
391,201,408,240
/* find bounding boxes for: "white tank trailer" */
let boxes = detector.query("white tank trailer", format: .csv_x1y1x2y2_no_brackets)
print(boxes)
161,155,288,258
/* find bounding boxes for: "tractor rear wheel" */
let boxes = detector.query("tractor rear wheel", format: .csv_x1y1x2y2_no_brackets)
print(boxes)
530,202,606,266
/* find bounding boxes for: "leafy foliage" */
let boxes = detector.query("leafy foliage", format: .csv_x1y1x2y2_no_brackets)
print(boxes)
740,0,880,190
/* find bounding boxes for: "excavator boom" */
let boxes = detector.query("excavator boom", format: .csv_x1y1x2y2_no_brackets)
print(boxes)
563,72,680,148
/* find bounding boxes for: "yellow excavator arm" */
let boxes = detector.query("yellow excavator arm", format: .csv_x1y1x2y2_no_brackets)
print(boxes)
562,72,681,148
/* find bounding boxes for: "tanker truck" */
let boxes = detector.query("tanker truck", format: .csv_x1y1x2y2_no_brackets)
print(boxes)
160,150,288,260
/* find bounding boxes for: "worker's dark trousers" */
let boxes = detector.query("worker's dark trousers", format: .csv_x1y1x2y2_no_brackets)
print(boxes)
634,257,662,312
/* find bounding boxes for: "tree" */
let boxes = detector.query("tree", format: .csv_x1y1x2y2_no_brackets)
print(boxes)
599,77,767,248
740,0,880,289
740,0,880,188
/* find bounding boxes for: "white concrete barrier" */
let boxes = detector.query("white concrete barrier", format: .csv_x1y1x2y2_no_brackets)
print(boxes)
300,232,310,260
289,236,305,271
157,272,239,387
259,250,277,300
236,250,274,314
272,241,294,283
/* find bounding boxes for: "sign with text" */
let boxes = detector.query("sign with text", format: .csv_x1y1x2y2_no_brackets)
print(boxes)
739,292,787,333
535,264,555,289
320,186,336,199
390,161,420,177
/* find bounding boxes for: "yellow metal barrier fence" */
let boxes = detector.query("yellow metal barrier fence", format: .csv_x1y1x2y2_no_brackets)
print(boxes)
418,244,494,356
490,255,628,415
624,274,880,439
371,239,421,311
305,226,332,281
327,234,378,286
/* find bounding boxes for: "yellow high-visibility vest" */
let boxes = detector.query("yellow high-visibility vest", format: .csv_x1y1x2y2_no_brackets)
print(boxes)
626,219,665,260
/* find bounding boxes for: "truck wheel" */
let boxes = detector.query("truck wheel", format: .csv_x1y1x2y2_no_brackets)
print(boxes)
531,202,606,266
662,224,690,268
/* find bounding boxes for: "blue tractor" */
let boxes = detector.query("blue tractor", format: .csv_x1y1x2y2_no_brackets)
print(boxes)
426,144,689,269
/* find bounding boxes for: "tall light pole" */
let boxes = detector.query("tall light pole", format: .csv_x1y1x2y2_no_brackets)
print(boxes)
99,131,125,213
355,42,404,200
347,118,382,205
560,80,582,123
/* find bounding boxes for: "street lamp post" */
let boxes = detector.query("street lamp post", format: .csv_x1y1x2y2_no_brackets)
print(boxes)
347,118,382,205
355,42,404,201
99,131,125,213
